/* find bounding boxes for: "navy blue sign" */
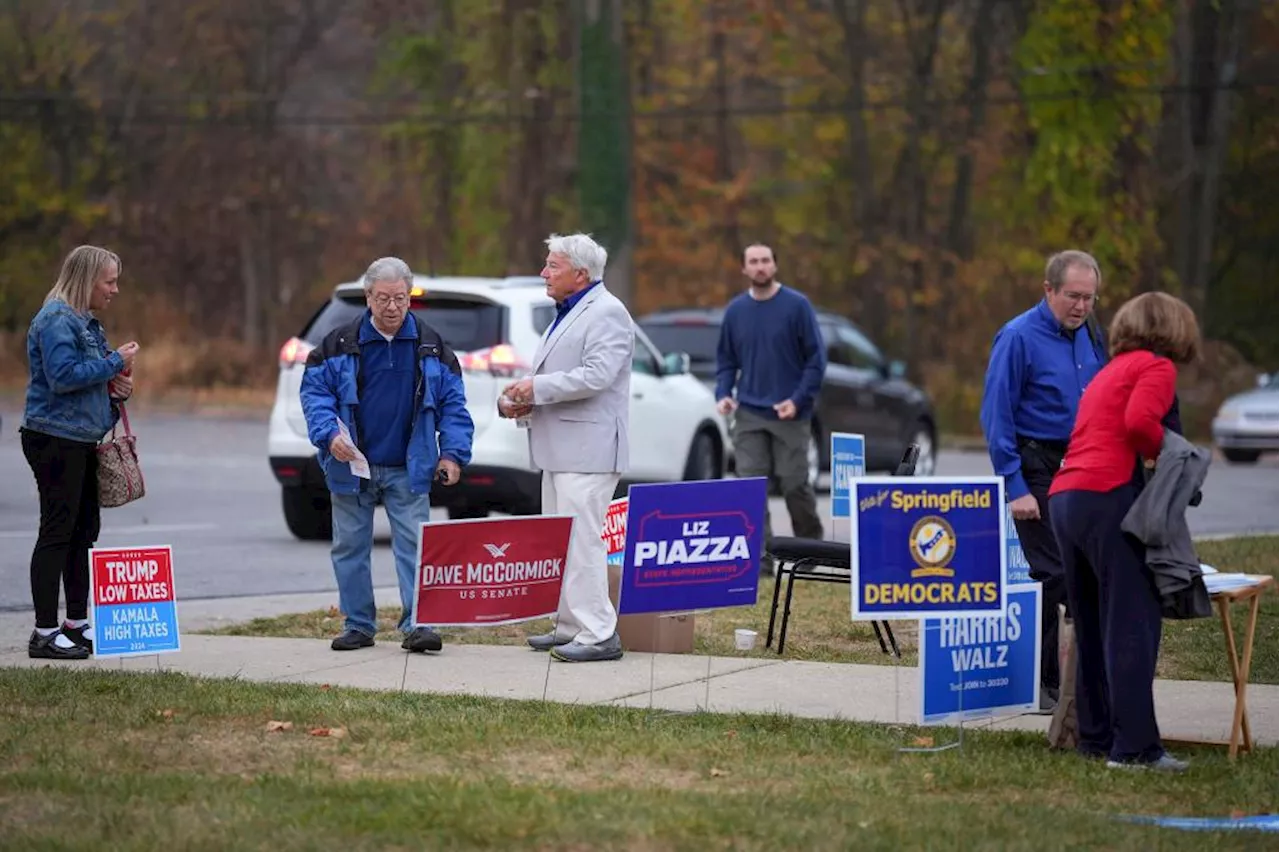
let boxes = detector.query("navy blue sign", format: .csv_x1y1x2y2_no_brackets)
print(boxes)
618,478,768,615
920,583,1041,724
851,476,1005,620
1004,503,1031,585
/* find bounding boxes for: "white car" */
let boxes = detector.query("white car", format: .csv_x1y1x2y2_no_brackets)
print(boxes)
1212,373,1279,464
268,276,731,540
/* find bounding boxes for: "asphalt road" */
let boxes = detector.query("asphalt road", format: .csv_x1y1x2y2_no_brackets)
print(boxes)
0,411,1275,613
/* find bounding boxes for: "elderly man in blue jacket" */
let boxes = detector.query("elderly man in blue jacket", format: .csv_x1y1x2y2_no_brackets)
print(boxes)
301,257,474,654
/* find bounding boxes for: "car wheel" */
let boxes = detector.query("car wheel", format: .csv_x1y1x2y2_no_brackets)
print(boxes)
1221,448,1261,464
910,423,937,476
448,505,490,520
282,486,332,541
682,429,721,481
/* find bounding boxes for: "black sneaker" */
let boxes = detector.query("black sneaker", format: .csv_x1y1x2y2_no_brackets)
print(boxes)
28,630,90,661
401,627,443,653
62,623,93,653
330,629,375,651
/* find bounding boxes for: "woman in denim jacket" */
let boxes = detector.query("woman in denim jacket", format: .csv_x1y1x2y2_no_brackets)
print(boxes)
20,246,140,660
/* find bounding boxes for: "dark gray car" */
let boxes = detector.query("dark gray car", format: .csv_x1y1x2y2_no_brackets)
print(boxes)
637,308,937,479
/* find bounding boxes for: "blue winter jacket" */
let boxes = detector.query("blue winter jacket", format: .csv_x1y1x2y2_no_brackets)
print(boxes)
23,299,125,443
299,312,474,496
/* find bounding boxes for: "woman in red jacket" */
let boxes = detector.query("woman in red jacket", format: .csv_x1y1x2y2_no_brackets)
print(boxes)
1048,292,1201,772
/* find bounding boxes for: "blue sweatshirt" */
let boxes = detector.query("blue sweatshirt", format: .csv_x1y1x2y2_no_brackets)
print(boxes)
355,313,419,466
714,286,827,420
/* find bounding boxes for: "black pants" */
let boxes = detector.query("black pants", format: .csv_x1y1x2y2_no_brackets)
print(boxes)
1014,442,1068,693
1049,486,1164,763
21,429,101,629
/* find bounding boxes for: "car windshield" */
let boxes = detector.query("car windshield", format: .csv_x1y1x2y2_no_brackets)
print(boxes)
638,321,721,364
301,293,505,353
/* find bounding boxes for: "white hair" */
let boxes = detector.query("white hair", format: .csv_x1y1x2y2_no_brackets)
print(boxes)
545,233,607,281
362,256,413,292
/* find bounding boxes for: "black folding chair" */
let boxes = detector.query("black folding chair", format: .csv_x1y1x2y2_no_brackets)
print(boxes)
762,444,921,657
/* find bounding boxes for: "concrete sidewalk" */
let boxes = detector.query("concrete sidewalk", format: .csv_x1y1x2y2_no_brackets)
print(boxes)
1,590,1276,748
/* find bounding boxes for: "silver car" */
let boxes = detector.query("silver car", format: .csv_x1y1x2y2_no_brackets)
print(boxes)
1212,373,1278,464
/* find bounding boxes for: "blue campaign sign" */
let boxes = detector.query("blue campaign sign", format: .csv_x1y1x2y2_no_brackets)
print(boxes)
1004,503,1031,585
618,478,768,615
920,583,1042,724
90,546,181,658
830,432,866,542
850,476,1005,621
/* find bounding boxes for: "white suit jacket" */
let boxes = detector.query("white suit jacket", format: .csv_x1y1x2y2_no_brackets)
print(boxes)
528,284,633,473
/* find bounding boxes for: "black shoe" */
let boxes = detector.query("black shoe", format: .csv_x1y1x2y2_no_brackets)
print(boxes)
61,623,93,653
401,627,443,654
28,630,90,661
330,629,375,651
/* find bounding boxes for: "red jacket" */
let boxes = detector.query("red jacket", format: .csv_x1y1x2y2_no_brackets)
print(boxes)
1050,350,1176,495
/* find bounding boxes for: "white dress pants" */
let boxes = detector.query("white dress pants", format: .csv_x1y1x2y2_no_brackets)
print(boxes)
541,470,620,645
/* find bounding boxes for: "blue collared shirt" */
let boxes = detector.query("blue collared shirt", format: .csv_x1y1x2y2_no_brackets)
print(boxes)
980,300,1105,501
549,281,601,335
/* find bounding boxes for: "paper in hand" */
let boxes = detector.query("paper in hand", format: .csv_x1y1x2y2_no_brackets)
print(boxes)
336,420,371,479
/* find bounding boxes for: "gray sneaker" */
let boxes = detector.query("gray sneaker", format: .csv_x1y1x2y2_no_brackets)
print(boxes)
550,633,624,662
1106,753,1189,773
526,631,572,652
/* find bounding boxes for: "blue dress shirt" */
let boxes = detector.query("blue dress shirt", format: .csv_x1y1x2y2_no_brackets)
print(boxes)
980,300,1106,501
549,281,601,335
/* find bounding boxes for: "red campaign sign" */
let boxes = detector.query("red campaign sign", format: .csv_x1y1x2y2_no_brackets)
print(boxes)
602,497,627,560
91,546,175,606
414,516,574,627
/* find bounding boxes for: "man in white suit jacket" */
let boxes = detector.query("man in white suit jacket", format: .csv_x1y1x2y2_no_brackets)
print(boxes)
498,233,633,662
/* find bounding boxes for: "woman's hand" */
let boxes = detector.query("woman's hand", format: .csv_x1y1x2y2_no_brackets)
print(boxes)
108,372,134,401
116,341,140,370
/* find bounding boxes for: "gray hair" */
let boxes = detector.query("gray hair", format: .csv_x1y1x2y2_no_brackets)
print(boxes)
362,256,413,292
1044,250,1101,291
545,233,607,281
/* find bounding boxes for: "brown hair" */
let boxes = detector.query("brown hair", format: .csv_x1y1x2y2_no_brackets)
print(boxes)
1108,292,1201,364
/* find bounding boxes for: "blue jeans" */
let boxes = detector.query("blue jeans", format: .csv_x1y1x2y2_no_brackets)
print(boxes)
329,465,431,638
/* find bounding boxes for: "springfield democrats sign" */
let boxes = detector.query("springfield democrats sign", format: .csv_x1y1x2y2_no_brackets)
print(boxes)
850,477,1005,621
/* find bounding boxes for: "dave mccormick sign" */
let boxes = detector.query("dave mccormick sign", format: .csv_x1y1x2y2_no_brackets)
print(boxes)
414,516,573,627
850,477,1005,621
618,478,768,615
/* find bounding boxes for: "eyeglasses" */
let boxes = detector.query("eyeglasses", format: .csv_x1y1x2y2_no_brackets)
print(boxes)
371,294,408,308
1061,291,1096,306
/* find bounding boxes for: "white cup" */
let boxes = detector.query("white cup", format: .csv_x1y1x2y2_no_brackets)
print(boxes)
734,628,757,651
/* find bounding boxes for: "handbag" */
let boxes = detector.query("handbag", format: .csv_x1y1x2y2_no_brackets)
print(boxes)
97,404,145,507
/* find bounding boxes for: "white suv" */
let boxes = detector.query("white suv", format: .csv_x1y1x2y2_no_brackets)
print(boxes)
268,276,731,540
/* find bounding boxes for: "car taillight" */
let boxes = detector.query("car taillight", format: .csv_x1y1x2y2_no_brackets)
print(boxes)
459,344,529,378
279,337,315,368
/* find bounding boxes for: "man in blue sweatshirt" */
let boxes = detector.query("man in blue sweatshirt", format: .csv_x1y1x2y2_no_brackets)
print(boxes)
301,257,474,654
715,244,827,570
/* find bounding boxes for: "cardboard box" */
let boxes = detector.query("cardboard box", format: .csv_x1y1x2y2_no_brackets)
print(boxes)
607,563,696,654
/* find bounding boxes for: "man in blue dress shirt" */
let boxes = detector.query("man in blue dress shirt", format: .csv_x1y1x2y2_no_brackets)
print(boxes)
980,250,1106,711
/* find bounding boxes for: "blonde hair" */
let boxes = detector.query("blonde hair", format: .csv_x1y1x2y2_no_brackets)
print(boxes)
45,245,121,314
1109,292,1201,365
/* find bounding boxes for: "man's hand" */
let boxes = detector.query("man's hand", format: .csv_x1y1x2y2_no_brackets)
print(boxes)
716,397,737,417
773,399,798,420
498,396,532,419
1009,493,1040,521
436,458,461,486
503,378,535,406
329,433,359,463
108,372,134,401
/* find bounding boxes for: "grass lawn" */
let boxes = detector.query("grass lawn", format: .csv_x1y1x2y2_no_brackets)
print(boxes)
0,668,1275,850
208,536,1278,684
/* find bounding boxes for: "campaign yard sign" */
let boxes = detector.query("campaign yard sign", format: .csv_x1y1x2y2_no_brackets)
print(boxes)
850,476,1005,621
618,478,769,615
1004,502,1032,585
919,583,1042,724
602,497,628,569
414,516,573,627
830,432,866,543
90,546,181,658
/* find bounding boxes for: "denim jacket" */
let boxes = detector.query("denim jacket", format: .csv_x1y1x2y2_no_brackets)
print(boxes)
22,299,125,443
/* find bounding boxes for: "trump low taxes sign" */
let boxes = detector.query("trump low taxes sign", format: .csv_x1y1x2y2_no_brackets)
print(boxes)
90,546,181,658
414,516,573,627
850,477,1005,621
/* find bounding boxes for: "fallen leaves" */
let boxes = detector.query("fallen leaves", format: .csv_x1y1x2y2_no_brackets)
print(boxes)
156,709,176,720
265,720,293,732
308,726,348,739
910,736,935,748
708,767,727,778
